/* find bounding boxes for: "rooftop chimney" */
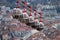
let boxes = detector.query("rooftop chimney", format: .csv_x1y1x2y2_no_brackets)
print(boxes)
39,12,43,22
22,1,27,13
28,5,32,16
34,9,38,20
16,0,20,8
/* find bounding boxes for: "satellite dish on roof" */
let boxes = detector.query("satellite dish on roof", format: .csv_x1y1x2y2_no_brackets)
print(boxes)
25,0,30,5
39,22,44,26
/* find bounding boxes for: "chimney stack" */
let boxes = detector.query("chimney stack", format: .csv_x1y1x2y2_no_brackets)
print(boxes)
39,12,43,22
28,5,32,16
16,0,20,8
22,1,27,13
34,9,38,20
